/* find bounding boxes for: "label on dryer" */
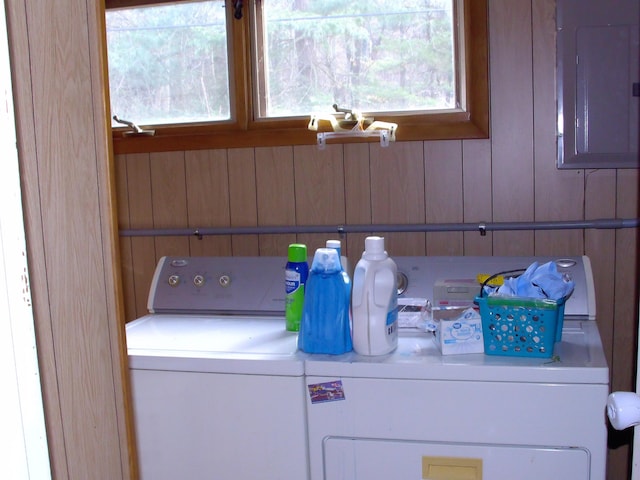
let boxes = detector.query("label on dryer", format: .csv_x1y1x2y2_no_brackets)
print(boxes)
307,380,345,404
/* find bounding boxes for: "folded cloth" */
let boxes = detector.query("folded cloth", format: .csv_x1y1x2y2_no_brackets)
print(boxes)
488,261,574,301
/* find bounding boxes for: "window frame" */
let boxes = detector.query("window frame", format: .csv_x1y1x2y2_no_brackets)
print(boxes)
106,0,488,155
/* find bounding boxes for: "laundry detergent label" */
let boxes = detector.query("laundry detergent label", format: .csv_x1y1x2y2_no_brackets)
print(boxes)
308,380,345,404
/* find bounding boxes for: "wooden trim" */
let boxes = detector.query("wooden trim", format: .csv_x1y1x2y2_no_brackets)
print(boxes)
92,2,139,478
106,0,186,9
230,0,251,129
252,0,268,118
109,0,489,155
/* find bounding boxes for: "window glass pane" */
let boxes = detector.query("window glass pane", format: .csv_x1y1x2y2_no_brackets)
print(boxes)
257,0,456,118
106,0,229,127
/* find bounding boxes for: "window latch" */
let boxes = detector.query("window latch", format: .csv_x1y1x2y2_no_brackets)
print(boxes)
309,105,397,149
233,0,243,20
112,116,155,137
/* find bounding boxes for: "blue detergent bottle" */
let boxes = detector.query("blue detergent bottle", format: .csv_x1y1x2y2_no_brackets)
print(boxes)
326,239,351,299
298,248,352,355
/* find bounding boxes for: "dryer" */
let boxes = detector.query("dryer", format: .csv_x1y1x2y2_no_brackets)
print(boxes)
304,256,609,480
126,256,309,480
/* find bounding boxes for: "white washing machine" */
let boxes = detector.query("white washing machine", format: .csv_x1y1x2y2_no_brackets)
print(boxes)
304,256,609,480
126,256,309,480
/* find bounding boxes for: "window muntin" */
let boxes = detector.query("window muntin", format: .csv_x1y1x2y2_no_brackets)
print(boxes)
106,0,230,127
253,1,456,119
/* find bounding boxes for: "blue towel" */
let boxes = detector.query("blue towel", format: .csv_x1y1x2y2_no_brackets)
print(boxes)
487,261,574,301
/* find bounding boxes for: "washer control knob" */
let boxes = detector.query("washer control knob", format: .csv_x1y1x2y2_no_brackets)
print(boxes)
168,274,180,287
219,274,231,287
193,274,205,288
170,259,188,267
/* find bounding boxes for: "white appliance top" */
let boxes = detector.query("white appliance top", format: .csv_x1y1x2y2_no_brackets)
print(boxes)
127,255,606,382
127,315,304,375
309,255,605,384
129,256,304,375
303,320,608,384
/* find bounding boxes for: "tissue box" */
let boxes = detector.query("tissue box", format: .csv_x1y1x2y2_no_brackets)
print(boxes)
434,307,484,355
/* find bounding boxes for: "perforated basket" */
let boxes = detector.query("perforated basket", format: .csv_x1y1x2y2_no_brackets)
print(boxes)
474,295,566,358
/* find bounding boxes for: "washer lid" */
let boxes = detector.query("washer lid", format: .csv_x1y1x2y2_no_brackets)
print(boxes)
126,315,304,376
304,320,608,384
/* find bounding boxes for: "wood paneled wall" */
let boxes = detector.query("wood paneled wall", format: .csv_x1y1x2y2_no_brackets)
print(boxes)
7,0,134,478
115,1,638,478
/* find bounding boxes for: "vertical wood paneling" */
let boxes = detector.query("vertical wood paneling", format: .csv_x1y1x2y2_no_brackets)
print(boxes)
125,153,156,319
462,139,493,255
25,0,124,473
10,0,133,477
115,154,136,322
293,145,345,224
489,0,535,254
228,148,259,255
370,141,425,255
344,143,372,265
150,151,190,258
613,169,640,389
612,169,638,480
255,146,296,255
4,2,68,473
294,144,345,253
583,167,622,480
585,171,618,363
424,140,464,255
185,149,232,256
532,0,584,256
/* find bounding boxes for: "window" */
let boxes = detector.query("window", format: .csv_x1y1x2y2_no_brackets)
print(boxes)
105,0,488,154
107,1,230,126
254,1,457,118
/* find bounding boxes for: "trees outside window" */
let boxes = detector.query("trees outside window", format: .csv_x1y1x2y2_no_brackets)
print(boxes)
104,0,488,153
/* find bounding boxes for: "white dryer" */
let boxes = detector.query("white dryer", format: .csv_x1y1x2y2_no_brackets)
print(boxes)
126,256,309,480
304,256,609,480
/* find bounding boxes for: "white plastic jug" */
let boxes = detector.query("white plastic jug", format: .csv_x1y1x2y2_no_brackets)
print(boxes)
351,236,398,355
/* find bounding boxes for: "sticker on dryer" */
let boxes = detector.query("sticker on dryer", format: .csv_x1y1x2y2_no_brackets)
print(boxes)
308,380,345,404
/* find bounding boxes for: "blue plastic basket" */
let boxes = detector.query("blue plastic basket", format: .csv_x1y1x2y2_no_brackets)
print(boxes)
474,295,566,358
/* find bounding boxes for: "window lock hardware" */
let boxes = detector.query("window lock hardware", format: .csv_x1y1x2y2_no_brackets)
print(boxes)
233,0,243,20
113,116,155,137
332,104,374,129
309,104,398,149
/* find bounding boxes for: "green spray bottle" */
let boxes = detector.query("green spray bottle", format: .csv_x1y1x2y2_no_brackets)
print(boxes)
285,243,309,331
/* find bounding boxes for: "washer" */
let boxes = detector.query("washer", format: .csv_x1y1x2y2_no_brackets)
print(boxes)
126,256,309,480
304,256,609,480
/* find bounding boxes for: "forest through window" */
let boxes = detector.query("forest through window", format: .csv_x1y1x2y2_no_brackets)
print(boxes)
106,0,456,127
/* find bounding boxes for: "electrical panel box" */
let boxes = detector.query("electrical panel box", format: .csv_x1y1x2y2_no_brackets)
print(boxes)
557,0,639,169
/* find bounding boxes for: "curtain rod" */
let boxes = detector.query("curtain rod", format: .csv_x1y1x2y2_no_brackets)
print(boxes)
119,218,640,238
